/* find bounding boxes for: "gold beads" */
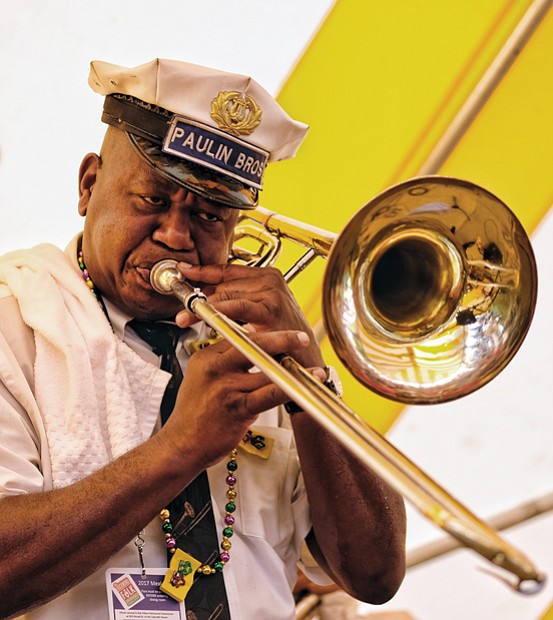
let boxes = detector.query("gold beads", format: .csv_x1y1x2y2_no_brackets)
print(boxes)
221,539,232,551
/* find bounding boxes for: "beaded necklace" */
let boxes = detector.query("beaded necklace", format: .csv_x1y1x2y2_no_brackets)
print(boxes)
160,448,238,581
78,248,239,584
78,250,98,299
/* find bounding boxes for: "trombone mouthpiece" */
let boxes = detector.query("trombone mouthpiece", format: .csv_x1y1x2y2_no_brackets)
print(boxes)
150,259,180,294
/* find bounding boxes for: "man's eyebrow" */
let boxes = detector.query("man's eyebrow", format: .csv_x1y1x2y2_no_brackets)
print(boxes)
202,201,233,217
129,173,178,193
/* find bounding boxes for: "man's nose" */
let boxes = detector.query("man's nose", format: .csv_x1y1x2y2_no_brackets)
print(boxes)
153,212,195,250
152,192,196,251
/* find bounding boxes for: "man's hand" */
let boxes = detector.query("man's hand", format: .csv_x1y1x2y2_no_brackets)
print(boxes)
174,263,325,370
159,327,312,470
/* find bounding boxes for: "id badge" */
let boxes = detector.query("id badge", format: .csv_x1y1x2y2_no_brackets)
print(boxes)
106,568,186,619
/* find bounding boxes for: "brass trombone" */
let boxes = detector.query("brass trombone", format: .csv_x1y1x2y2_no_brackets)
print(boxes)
150,176,544,593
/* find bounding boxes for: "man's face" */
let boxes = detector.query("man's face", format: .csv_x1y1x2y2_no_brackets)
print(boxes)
78,129,239,319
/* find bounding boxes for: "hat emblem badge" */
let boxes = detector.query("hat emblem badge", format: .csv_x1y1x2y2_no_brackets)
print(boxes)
211,91,262,137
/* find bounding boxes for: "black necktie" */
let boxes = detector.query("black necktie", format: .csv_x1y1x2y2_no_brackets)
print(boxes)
130,320,231,620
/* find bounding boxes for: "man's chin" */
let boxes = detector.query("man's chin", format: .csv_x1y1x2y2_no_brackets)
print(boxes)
107,289,182,321
118,268,185,319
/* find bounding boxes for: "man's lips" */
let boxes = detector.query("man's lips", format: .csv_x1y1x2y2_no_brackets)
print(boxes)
135,266,153,286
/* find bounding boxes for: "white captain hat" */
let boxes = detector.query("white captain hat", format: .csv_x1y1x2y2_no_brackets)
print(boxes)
88,58,309,208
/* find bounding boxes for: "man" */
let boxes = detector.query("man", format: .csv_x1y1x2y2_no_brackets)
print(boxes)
0,59,406,619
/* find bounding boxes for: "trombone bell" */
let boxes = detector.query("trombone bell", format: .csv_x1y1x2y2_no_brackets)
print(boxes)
323,176,537,404
234,177,537,404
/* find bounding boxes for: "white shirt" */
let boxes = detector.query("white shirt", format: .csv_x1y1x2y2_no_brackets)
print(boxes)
0,239,328,620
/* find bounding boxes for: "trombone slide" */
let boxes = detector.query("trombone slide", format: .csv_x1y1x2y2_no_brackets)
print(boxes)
150,259,545,594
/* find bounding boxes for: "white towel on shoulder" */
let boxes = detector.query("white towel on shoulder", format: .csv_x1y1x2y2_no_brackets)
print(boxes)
0,243,169,487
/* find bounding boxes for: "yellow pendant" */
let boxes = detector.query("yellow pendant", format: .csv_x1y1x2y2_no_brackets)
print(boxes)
160,549,202,603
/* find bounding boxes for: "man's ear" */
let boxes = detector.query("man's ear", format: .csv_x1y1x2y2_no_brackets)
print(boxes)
78,153,100,216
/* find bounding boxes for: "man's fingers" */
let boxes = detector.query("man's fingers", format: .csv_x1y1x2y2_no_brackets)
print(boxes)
177,262,250,285
207,329,311,369
238,381,295,415
176,297,272,329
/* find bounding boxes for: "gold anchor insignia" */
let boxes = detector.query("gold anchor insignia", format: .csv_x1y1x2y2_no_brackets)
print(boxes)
211,91,262,136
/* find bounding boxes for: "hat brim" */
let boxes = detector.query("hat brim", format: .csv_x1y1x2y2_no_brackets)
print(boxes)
128,134,259,209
